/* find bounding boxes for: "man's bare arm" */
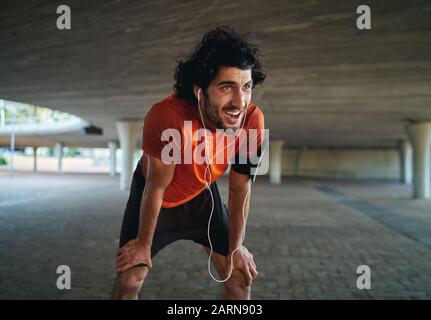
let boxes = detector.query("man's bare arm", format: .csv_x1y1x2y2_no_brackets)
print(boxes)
228,169,251,252
137,155,175,246
116,155,174,273
226,169,257,285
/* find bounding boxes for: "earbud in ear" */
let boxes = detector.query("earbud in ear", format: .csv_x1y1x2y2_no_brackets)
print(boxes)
197,89,202,107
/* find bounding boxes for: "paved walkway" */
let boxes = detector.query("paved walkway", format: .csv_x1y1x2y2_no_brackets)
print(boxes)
1,172,431,299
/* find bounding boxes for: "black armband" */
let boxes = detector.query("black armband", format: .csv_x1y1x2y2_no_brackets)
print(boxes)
231,145,265,183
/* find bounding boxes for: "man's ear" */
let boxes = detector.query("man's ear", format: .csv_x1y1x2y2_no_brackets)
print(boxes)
193,85,201,100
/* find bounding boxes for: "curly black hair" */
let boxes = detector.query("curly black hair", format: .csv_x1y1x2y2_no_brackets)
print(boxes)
173,26,267,106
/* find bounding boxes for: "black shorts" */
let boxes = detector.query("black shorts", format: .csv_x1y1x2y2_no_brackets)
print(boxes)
119,162,229,257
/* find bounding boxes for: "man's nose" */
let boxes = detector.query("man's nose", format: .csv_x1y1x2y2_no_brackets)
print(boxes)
232,90,245,109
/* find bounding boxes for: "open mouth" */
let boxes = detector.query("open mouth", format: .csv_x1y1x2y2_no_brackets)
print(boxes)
223,109,243,124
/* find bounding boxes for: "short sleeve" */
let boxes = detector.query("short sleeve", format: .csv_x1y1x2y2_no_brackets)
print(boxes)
142,103,182,162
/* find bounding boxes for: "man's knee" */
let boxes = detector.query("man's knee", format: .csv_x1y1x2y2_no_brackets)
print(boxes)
224,269,253,295
116,267,148,297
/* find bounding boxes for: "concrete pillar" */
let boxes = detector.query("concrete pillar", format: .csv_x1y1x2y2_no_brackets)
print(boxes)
55,142,64,174
9,126,15,177
116,120,140,190
399,140,412,184
108,141,117,176
269,140,284,184
406,122,431,199
33,146,38,172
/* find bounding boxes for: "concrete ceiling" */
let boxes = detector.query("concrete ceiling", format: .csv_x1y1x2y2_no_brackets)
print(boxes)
1,0,430,149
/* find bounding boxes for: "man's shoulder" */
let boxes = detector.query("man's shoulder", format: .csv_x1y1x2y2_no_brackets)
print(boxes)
152,93,191,110
145,93,193,124
249,102,263,115
246,102,264,128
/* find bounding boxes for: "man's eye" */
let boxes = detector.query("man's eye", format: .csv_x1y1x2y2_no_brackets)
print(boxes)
222,86,233,92
243,83,252,90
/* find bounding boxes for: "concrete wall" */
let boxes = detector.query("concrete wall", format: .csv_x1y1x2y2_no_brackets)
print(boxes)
281,148,402,179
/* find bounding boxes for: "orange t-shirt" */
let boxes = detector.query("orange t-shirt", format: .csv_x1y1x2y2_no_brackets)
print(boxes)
141,93,264,208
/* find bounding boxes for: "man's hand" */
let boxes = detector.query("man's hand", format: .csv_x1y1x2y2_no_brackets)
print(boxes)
116,239,152,273
226,246,257,285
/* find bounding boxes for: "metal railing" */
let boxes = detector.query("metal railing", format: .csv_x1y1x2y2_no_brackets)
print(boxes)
0,99,87,176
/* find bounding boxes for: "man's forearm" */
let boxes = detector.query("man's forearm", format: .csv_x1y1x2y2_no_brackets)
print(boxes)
136,186,164,246
228,184,250,252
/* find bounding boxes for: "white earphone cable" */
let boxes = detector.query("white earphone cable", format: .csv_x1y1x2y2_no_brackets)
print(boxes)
197,89,261,283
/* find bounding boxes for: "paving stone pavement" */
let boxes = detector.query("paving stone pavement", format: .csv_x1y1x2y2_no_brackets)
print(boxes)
1,172,431,299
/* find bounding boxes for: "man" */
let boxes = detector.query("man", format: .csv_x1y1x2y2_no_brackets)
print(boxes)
112,26,267,300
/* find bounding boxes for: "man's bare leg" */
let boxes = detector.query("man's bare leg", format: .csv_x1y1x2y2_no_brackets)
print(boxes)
202,246,253,300
111,266,149,300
